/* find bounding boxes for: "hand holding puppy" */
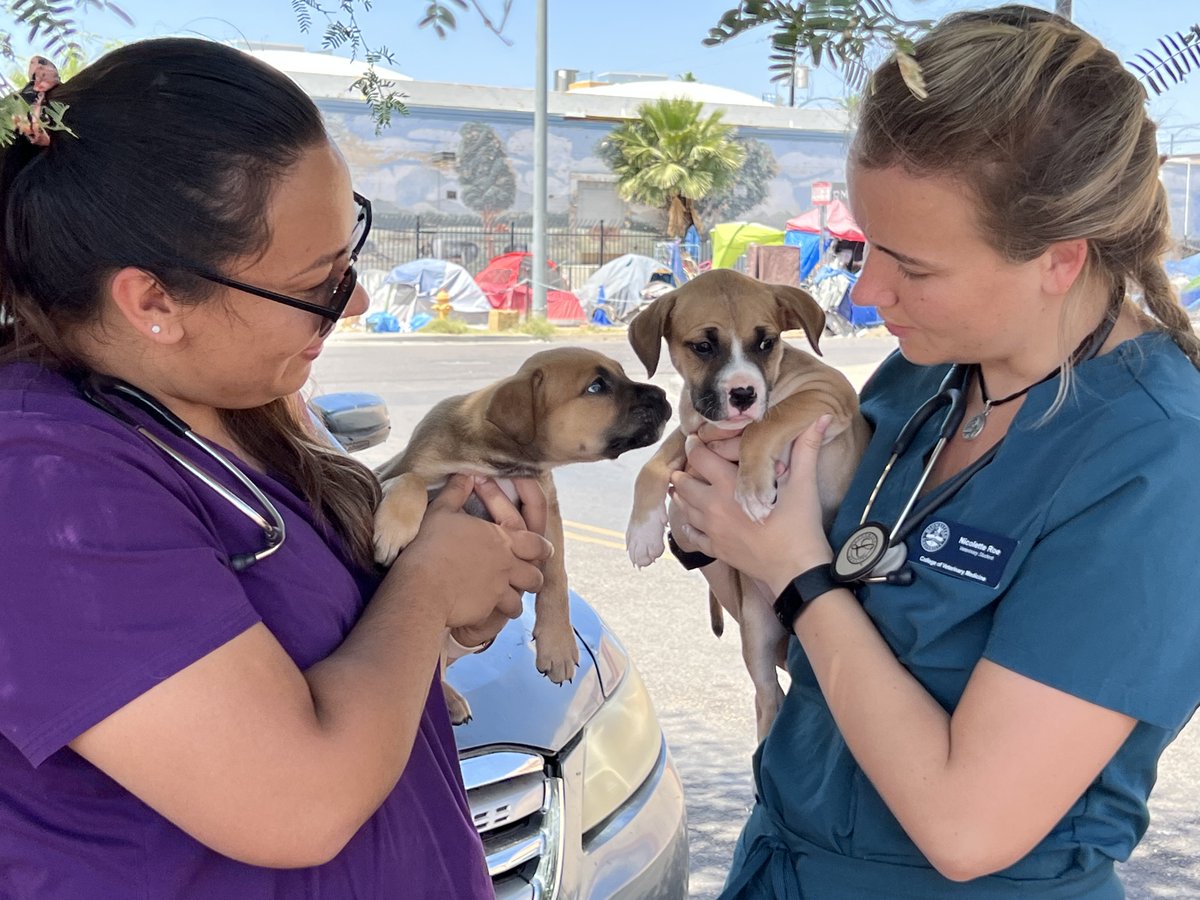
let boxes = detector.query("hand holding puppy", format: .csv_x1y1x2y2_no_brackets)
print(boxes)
388,474,552,632
672,415,836,593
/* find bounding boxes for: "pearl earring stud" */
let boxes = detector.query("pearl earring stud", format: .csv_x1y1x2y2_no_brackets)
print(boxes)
151,324,162,334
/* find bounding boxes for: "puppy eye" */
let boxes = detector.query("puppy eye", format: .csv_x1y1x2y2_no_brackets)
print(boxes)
758,337,775,352
688,341,714,356
585,377,608,395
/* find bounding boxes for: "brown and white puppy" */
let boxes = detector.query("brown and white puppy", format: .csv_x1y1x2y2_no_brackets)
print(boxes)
626,268,870,740
373,347,670,722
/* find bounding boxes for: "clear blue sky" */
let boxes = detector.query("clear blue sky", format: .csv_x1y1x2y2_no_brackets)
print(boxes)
10,1,1200,152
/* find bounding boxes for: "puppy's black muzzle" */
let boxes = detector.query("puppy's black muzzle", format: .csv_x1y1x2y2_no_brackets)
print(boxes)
604,383,672,457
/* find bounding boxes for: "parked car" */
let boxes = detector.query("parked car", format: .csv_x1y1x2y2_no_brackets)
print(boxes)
310,392,690,899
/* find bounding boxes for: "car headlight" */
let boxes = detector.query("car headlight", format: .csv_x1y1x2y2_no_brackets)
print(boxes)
579,663,662,834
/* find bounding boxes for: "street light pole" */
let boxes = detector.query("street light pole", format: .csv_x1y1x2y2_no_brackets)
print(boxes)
532,0,548,319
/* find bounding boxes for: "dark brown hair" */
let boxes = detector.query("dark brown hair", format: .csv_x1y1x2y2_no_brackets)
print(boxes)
0,37,381,567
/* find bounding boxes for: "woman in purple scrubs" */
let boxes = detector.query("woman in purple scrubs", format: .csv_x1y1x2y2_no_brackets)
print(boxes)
0,38,549,898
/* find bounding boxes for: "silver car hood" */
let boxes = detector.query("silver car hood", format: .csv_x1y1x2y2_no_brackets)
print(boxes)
448,591,628,755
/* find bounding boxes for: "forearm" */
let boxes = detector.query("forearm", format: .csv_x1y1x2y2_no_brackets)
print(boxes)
784,584,1021,878
70,588,453,869
300,568,449,832
789,585,1131,880
794,591,952,796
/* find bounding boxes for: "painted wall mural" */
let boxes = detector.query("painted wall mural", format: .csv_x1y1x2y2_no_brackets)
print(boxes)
322,102,854,231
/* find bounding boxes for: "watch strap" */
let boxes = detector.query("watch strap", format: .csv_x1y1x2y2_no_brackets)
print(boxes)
774,563,840,630
666,531,717,570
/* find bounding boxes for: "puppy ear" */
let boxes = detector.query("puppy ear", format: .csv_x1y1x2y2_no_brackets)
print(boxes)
628,293,676,376
485,368,544,446
774,285,826,356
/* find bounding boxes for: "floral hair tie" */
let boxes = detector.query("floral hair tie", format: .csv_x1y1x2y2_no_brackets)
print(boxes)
13,56,62,147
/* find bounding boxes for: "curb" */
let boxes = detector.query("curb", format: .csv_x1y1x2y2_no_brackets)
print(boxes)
329,327,632,344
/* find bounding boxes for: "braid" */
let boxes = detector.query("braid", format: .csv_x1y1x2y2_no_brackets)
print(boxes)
1138,261,1200,369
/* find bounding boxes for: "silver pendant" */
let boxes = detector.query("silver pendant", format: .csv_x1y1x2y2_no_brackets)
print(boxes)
962,408,989,441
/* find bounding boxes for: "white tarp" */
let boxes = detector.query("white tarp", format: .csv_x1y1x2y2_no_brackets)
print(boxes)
577,253,675,321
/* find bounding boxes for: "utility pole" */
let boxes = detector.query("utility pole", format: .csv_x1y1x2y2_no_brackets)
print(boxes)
532,0,548,319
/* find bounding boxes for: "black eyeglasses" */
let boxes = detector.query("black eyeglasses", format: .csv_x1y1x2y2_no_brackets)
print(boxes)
182,192,372,338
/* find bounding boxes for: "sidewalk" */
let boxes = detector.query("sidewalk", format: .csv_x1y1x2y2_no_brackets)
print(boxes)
328,325,632,344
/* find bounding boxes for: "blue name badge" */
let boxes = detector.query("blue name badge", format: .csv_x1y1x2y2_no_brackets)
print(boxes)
912,519,1017,588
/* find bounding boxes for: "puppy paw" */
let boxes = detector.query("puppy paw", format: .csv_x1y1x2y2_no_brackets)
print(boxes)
372,501,423,566
533,625,580,684
442,682,473,726
626,506,668,567
735,470,778,524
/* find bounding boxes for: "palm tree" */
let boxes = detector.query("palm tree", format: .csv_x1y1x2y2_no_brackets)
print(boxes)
601,98,746,238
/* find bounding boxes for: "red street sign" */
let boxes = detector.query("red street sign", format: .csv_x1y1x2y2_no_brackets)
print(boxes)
811,181,833,205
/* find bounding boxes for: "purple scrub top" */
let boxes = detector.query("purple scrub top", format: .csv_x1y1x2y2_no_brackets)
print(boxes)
0,362,492,899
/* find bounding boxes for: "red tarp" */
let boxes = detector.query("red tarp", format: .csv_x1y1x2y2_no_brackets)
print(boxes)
785,198,866,243
474,251,585,321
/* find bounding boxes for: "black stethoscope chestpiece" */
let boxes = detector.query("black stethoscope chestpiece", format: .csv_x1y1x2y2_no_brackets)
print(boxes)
833,520,910,583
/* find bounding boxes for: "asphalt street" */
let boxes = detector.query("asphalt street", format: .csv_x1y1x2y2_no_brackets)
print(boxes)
310,330,1200,899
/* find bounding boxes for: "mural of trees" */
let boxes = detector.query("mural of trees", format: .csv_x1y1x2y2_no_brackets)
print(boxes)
696,137,779,225
457,121,516,234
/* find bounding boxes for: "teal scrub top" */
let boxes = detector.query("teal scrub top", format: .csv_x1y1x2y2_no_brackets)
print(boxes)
722,332,1200,899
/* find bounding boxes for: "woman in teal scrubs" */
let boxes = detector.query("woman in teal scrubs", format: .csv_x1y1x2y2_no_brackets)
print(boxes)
670,5,1200,898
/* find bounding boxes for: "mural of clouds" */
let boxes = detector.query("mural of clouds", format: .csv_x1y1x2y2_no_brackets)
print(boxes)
320,102,859,229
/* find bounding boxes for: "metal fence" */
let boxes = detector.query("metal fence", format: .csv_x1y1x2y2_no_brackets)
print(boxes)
358,218,711,289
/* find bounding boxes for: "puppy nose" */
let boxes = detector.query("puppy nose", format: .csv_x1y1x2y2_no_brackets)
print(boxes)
729,387,756,411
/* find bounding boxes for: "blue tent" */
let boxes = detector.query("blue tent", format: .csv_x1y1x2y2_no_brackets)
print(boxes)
1165,252,1200,279
808,266,883,331
1166,253,1200,309
380,258,491,327
784,230,831,280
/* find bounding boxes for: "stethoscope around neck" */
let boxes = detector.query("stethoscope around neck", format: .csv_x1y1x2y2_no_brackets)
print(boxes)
830,304,1119,589
831,364,1002,587
77,372,287,571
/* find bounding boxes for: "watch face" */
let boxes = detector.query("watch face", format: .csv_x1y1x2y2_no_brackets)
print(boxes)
834,522,889,582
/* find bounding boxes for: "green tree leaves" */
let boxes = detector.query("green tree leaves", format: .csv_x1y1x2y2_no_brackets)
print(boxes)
704,1,930,93
601,97,746,237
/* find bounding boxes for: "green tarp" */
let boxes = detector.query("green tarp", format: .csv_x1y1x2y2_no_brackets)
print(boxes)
710,222,787,269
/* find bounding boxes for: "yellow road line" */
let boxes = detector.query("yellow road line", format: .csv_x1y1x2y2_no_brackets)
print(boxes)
561,519,624,539
562,530,626,551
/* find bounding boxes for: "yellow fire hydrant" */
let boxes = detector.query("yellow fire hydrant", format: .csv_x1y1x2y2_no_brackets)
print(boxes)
433,288,452,320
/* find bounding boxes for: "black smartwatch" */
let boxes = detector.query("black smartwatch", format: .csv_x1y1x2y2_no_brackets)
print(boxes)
774,563,841,630
666,531,716,570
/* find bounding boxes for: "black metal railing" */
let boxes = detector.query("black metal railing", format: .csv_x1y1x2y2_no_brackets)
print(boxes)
357,217,711,287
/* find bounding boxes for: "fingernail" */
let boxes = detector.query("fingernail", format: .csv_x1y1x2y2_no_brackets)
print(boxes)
817,414,833,432
474,475,488,485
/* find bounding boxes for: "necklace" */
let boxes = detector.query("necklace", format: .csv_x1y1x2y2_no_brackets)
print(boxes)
960,307,1121,442
960,366,1056,440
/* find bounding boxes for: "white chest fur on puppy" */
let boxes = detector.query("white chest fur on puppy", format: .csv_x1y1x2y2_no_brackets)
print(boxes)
625,269,870,740
372,347,670,723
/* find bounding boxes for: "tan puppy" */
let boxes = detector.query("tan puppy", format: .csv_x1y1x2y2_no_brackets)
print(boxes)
374,347,670,721
626,268,870,740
